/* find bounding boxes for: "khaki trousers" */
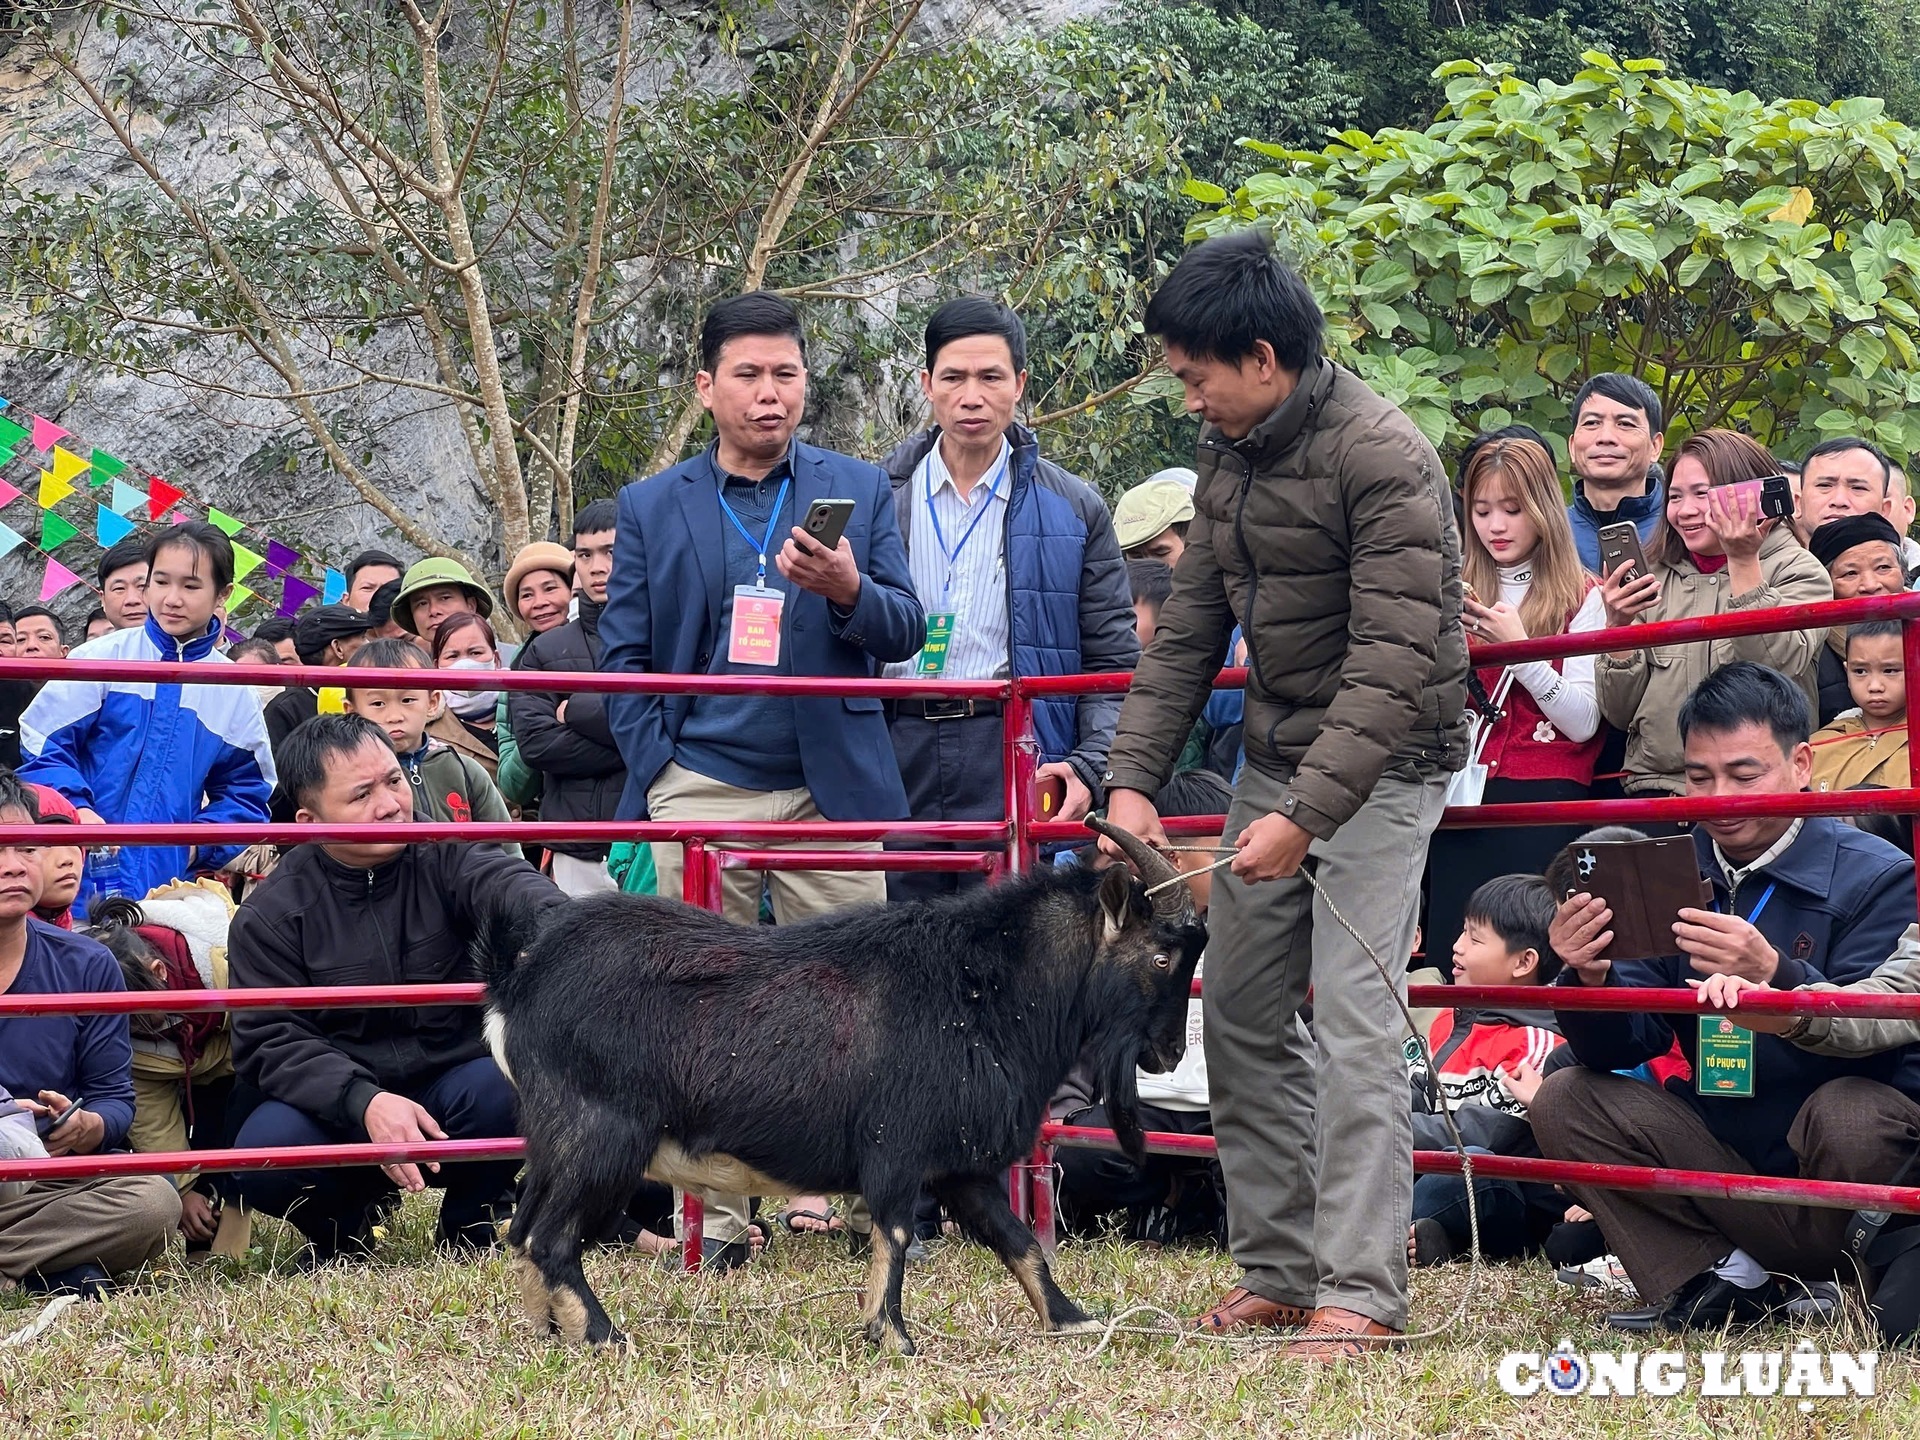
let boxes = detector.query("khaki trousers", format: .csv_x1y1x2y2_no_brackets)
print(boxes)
1205,764,1445,1329
0,1176,180,1280
130,1030,234,1191
647,760,886,1242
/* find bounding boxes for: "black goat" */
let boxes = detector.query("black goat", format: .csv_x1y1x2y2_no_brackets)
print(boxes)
485,819,1204,1353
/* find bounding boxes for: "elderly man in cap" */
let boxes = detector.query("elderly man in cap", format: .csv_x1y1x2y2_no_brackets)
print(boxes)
264,604,379,821
393,559,498,646
1808,513,1911,725
1114,478,1197,568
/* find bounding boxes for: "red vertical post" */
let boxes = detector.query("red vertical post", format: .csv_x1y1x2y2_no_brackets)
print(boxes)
680,839,712,1273
1907,618,1920,916
1004,682,1048,1235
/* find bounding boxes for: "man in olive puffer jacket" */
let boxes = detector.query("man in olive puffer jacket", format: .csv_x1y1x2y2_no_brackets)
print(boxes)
1100,230,1468,1359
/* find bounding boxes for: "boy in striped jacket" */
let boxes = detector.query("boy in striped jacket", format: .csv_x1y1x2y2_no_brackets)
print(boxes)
1407,874,1567,1265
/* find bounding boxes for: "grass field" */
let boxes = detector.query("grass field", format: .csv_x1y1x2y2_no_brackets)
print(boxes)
3,1195,1916,1438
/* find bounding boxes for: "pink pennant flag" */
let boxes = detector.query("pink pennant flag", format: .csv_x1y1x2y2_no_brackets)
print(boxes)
38,557,81,602
29,415,68,453
0,479,20,508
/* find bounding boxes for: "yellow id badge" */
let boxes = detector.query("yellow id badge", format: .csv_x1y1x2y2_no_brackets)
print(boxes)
727,585,785,667
1696,1014,1756,1097
916,612,956,677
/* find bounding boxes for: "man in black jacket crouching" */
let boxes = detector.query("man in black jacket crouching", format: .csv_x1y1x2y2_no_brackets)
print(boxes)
228,713,564,1260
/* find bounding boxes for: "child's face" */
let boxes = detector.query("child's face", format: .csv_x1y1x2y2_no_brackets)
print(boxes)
347,687,438,755
36,844,82,912
1846,634,1907,723
1452,918,1538,987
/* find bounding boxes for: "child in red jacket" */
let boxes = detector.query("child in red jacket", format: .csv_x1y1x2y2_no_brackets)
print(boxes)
1408,874,1566,1265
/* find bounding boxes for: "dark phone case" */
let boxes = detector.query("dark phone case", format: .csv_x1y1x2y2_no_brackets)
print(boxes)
1598,524,1647,579
803,500,855,551
1568,836,1714,962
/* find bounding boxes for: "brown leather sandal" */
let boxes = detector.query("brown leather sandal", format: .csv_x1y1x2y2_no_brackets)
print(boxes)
1281,1305,1403,1361
1194,1286,1314,1333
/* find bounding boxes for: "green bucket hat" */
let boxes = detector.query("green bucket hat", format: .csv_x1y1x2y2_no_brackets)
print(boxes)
394,557,496,634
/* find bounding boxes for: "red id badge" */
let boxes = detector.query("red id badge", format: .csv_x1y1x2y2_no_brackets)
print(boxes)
728,584,785,666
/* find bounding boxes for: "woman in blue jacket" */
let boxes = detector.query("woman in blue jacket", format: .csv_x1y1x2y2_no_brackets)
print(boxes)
20,523,275,905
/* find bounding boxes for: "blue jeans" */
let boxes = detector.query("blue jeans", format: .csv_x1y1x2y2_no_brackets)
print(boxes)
232,1057,518,1256
1412,1147,1532,1258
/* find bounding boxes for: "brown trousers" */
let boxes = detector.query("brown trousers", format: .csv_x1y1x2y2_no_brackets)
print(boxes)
0,1176,180,1280
1531,1069,1920,1300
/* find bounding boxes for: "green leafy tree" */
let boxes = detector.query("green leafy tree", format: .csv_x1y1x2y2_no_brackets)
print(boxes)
1188,52,1920,463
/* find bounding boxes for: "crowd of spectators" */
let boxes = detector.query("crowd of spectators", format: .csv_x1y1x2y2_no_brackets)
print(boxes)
0,278,1916,1354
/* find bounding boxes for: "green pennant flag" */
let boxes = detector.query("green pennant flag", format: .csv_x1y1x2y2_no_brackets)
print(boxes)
232,543,264,582
207,508,244,538
88,448,127,481
0,416,26,451
39,512,78,552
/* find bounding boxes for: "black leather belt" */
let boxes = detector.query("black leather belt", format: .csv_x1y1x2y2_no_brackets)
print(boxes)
891,699,1004,721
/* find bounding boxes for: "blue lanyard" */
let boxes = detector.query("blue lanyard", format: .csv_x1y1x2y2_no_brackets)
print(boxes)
924,449,1007,606
715,476,790,588
1721,880,1776,926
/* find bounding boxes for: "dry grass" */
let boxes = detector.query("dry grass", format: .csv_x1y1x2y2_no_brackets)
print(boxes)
2,1194,1916,1438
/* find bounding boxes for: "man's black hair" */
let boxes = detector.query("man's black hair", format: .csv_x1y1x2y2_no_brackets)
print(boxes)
1463,874,1563,984
1571,372,1664,436
1846,618,1906,649
148,519,236,590
1677,661,1811,756
571,499,617,544
82,606,108,630
1803,435,1893,493
346,549,404,585
699,290,807,374
96,536,150,587
367,577,403,627
13,605,64,644
0,767,40,822
278,712,396,812
251,617,296,645
0,602,13,627
1143,229,1325,372
924,295,1027,374
1127,557,1174,611
1153,767,1233,822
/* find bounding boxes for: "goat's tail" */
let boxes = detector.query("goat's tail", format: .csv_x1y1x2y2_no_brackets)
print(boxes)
475,896,564,988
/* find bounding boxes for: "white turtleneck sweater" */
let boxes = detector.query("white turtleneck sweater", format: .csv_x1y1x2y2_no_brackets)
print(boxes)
1497,560,1604,742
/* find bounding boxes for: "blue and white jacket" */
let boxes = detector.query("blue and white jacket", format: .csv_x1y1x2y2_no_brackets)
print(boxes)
19,615,275,904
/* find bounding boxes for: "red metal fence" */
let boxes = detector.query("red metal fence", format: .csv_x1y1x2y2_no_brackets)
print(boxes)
4,591,1920,1270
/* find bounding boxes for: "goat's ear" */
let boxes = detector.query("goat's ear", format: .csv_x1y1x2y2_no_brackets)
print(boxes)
1097,864,1136,942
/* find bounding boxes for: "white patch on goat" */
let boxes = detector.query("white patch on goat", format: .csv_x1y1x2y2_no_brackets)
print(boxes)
483,1009,514,1086
645,1139,791,1198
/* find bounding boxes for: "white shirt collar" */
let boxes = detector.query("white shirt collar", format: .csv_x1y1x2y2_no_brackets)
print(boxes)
925,434,1011,503
1712,818,1803,893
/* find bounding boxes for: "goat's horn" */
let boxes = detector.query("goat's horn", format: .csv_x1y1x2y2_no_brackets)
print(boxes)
1083,815,1191,922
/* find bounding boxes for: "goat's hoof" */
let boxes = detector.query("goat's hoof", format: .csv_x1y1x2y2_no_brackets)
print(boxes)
1050,1316,1105,1337
864,1318,915,1356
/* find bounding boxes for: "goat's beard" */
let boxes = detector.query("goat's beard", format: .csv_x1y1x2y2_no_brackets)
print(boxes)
1097,1040,1148,1167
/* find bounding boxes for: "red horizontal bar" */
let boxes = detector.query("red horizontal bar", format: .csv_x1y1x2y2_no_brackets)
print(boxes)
0,819,1009,845
1017,667,1247,698
1468,590,1920,667
711,849,996,873
0,983,488,1017
1038,1126,1920,1216
1413,983,1920,1017
0,1138,525,1184
0,657,1010,699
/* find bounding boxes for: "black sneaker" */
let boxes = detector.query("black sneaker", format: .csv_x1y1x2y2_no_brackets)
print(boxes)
1410,1218,1455,1268
20,1262,111,1300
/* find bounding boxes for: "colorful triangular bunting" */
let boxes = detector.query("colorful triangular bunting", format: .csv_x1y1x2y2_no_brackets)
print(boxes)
322,567,347,605
39,512,78,552
37,470,74,509
29,415,67,453
206,508,243,538
48,446,90,487
88,449,126,481
38,558,82,602
95,505,135,548
148,476,184,521
265,539,299,575
108,479,143,516
228,582,257,611
0,523,25,561
0,417,26,451
277,575,320,617
232,543,264,583
0,479,20,509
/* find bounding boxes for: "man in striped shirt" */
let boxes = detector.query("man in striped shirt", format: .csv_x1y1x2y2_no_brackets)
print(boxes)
877,296,1138,902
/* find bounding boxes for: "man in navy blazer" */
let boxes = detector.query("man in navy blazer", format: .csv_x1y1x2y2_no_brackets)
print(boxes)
598,290,923,1260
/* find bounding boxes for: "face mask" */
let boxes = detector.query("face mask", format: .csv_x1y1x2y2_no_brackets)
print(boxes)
443,657,500,719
